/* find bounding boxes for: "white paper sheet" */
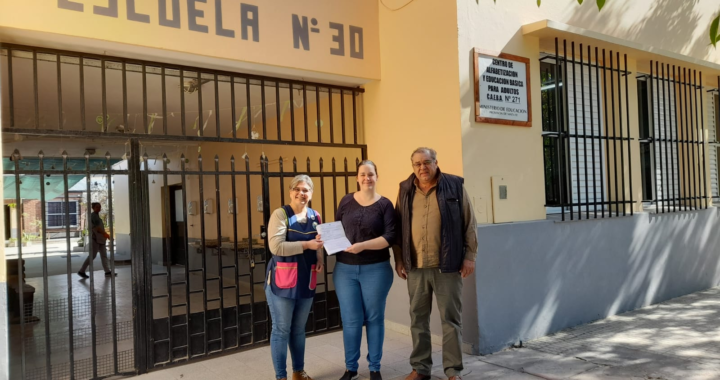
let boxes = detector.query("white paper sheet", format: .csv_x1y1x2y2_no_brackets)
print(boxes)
316,221,352,255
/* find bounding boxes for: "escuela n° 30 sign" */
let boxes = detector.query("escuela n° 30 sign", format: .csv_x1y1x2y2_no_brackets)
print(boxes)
473,49,532,127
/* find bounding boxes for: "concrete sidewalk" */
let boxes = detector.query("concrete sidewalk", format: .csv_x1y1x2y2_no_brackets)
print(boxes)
131,286,720,379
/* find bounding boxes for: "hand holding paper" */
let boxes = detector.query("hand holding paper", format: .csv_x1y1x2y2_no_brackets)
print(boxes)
316,221,352,255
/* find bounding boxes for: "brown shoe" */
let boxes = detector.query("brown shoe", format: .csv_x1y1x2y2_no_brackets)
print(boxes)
292,370,313,380
405,370,431,380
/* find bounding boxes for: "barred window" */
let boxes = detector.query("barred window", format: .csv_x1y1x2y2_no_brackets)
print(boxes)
638,63,708,212
46,201,78,228
540,39,633,221
709,91,720,200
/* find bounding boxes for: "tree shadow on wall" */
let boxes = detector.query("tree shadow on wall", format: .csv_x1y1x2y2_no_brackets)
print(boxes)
565,0,710,61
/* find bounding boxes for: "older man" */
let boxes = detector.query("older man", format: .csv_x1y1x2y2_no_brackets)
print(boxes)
394,147,477,380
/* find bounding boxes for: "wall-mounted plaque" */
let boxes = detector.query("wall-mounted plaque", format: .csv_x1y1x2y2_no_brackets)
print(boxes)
473,49,532,127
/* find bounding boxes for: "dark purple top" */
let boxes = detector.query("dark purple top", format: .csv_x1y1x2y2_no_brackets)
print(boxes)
335,193,396,265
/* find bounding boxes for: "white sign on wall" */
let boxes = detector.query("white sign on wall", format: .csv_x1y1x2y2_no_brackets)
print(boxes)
474,49,532,127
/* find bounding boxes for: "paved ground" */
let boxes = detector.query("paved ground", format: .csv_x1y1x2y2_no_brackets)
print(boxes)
130,287,720,380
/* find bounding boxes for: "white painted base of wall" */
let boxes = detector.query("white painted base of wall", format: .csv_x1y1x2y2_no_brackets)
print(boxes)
384,319,478,355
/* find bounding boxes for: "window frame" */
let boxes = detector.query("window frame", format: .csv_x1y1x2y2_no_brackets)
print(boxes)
46,200,79,228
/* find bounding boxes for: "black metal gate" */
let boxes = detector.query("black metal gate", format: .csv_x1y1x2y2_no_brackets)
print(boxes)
2,43,365,379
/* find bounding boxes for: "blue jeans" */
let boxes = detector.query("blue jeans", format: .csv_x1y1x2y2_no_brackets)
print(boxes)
265,286,314,379
334,260,394,372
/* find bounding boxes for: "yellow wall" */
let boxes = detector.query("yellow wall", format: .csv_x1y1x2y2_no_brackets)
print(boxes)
363,0,464,203
0,0,379,81
456,0,720,223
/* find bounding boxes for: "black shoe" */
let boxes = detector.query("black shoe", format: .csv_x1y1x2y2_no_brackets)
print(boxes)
105,272,117,277
339,370,358,380
370,371,382,380
77,271,89,279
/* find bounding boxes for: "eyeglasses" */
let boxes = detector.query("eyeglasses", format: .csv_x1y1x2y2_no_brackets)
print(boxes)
412,160,435,169
291,187,312,194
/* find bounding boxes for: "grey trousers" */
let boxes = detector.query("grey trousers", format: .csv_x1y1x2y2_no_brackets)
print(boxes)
407,267,463,378
80,240,111,273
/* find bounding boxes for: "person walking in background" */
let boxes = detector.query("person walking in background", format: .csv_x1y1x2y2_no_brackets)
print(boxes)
334,160,395,380
266,174,324,380
78,202,114,278
394,148,478,380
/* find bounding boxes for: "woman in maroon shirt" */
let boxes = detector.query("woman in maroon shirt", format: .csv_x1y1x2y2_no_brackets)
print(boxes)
334,160,395,380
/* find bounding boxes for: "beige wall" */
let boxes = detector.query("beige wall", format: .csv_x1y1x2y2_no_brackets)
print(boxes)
363,0,464,201
457,0,720,223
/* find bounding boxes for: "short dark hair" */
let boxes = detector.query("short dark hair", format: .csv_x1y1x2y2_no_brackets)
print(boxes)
411,147,437,161
358,159,378,176
91,202,101,208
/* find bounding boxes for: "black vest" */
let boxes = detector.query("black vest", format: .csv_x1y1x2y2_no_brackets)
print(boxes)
397,169,466,273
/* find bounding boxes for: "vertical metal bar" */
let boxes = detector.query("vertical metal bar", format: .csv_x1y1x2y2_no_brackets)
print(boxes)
162,155,173,361
316,158,326,331
215,74,221,138
616,52,626,216
129,140,148,374
624,55,634,215
197,72,203,137
180,70,186,136
554,39,566,221
340,90,347,144
652,63,661,212
105,152,119,373
261,79,267,139
563,41,573,220
668,64,678,210
662,64,671,212
80,57,86,131
673,66,685,211
700,71,708,209
143,64,148,134
244,155,254,343
290,83,296,142
683,68,691,210
571,42,581,219
276,81,282,140
197,155,208,354
7,48,14,127
85,152,98,379
123,62,128,132
141,152,153,370
602,49,611,218
231,78,237,140
658,62,667,212
316,86,322,143
588,46,597,218
352,90,358,144
33,51,39,129
246,78,252,140
261,155,272,339
329,89,335,143
179,155,192,358
214,155,225,350
162,68,168,135
13,151,25,380
692,70,700,209
38,152,51,379
580,45,590,216
303,84,309,142
690,70,698,209
280,157,285,204
62,151,76,379
609,52,620,216
101,59,107,133
11,152,25,380
230,155,240,347
57,54,64,129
